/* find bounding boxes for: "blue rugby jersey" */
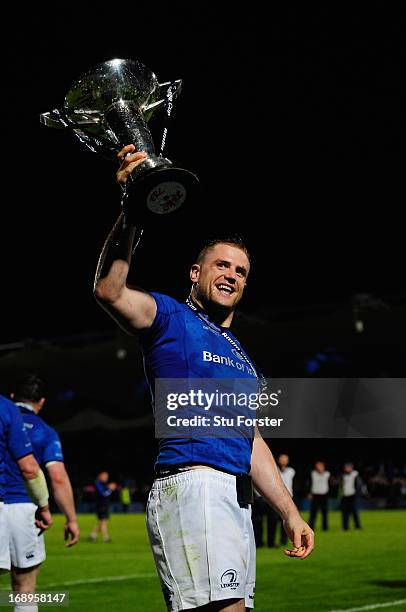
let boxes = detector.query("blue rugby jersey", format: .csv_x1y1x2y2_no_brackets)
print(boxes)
0,395,33,499
4,403,64,504
141,293,258,474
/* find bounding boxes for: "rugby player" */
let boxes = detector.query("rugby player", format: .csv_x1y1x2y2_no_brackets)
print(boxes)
94,144,314,611
4,375,79,610
0,394,51,576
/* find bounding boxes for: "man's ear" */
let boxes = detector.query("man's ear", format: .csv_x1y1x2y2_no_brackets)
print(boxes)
190,264,200,283
10,392,14,400
39,398,46,410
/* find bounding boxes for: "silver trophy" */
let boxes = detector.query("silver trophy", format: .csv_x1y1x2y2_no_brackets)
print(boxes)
40,58,198,219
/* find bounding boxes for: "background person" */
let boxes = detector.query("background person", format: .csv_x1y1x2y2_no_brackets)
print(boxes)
308,460,330,531
0,393,52,578
341,462,362,530
4,375,78,610
88,471,116,542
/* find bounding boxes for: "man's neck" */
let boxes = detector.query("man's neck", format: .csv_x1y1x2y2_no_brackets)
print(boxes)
15,401,39,414
191,293,234,328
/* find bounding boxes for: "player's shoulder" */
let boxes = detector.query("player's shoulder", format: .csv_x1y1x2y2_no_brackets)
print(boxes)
0,394,16,412
0,395,19,423
40,418,59,439
29,413,57,438
150,292,186,317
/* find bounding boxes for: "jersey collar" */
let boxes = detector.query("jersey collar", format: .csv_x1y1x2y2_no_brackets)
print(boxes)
15,401,35,413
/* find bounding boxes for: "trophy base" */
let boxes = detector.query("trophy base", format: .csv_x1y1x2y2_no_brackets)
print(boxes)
123,166,199,222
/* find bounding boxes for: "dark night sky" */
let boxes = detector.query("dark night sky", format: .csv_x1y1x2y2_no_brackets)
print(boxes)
1,4,404,345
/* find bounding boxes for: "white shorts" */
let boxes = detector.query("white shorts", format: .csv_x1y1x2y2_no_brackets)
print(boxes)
6,503,46,569
0,503,10,571
146,469,256,611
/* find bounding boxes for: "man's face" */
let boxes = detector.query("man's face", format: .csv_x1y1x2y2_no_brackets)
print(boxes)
190,243,250,311
315,462,325,473
99,472,109,482
278,454,289,468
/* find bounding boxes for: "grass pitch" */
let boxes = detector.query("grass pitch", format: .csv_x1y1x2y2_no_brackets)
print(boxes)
1,511,405,611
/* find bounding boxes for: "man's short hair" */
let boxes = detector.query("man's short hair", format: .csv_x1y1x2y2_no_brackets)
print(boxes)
13,374,46,403
196,236,251,265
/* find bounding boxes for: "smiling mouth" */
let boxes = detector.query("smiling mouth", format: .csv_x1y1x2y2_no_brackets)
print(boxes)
216,283,235,296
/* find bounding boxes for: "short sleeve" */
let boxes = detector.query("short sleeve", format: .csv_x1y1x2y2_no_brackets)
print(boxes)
6,403,33,461
42,428,64,464
143,292,183,342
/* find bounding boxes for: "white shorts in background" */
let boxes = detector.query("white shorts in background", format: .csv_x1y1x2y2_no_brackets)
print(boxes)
146,469,256,611
6,503,46,568
0,503,10,571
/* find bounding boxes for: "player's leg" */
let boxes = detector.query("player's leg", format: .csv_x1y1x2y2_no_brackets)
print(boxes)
351,498,361,528
88,521,99,541
100,518,111,542
10,564,41,612
251,499,264,547
308,495,317,529
280,515,287,546
7,501,46,611
321,495,328,530
266,507,278,547
341,497,348,530
11,564,40,591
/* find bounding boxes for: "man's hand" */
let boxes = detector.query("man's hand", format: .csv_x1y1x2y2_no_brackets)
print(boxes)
64,520,80,547
35,505,53,532
117,144,148,185
283,514,314,560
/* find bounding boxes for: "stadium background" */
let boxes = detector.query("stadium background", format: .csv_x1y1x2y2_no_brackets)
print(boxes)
1,3,405,611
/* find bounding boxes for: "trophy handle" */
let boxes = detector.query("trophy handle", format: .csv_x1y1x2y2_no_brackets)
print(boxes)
143,79,182,113
40,110,70,129
40,108,118,158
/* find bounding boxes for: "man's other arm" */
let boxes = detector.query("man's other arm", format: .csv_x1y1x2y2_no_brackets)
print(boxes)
93,145,156,334
17,454,52,530
46,462,80,546
250,432,314,559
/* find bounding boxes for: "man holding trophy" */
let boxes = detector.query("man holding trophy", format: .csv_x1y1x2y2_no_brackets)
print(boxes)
42,58,314,611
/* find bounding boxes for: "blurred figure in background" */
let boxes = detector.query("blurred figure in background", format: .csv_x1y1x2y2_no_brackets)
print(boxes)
309,460,330,531
251,489,268,547
252,454,296,548
4,374,77,611
1,394,52,578
341,462,362,530
120,482,131,513
88,471,116,542
276,454,296,546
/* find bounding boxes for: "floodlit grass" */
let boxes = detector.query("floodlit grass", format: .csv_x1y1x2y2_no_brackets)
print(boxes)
1,511,405,611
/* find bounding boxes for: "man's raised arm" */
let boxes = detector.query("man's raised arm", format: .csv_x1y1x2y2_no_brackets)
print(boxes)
93,144,156,334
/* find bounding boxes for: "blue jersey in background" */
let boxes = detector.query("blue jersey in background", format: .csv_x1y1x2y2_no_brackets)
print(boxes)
0,395,33,500
4,403,64,504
